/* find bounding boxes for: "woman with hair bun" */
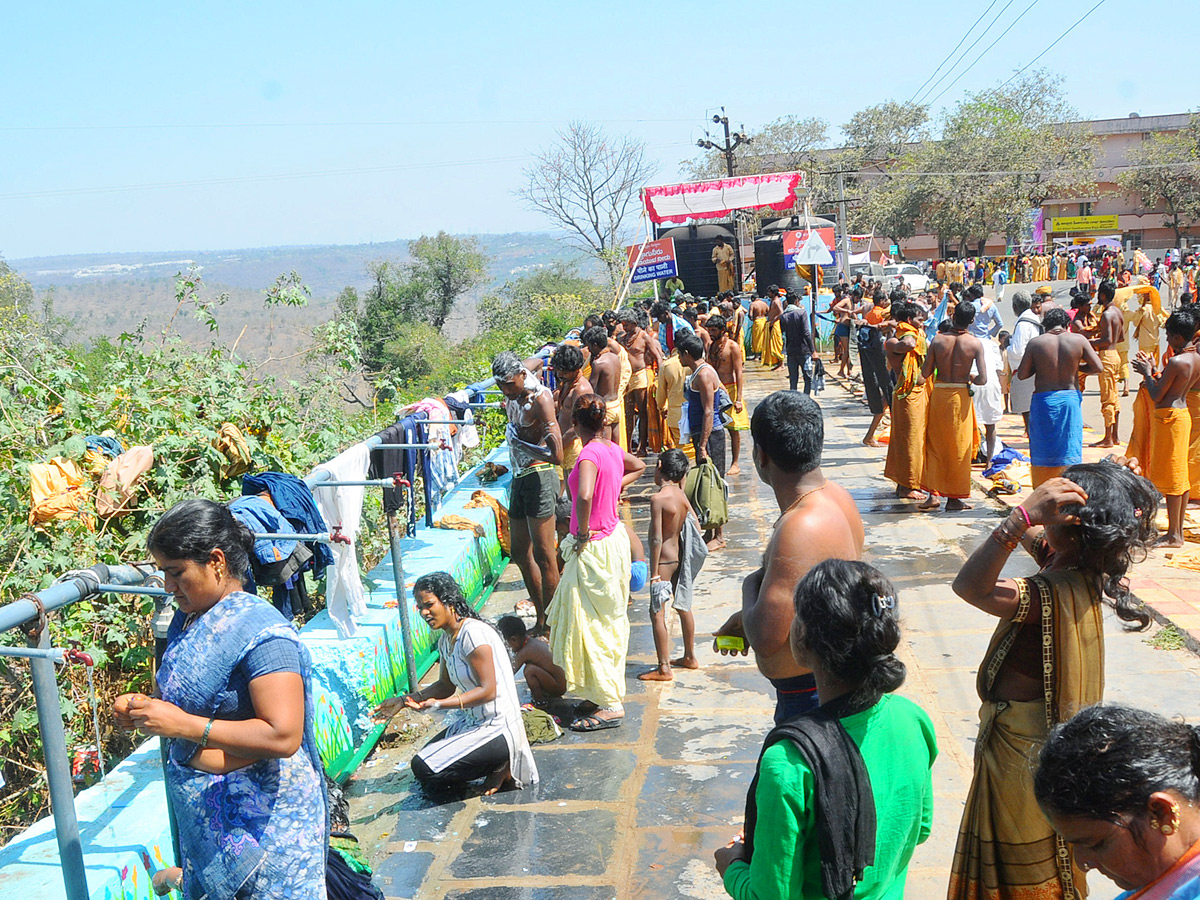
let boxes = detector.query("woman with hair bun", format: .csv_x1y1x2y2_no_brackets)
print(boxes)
112,498,327,899
549,393,645,732
715,559,937,900
1034,704,1200,898
948,461,1158,900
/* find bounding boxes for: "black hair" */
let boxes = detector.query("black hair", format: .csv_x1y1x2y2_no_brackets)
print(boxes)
766,284,779,296
966,283,984,300
617,308,639,325
952,300,976,328
572,393,608,434
413,571,480,622
998,330,1011,347
1097,279,1116,302
552,343,584,373
497,615,527,642
148,498,254,586
676,331,705,361
937,319,954,333
793,559,905,712
750,390,823,475
705,313,727,332
581,325,608,351
658,448,689,483
1165,310,1194,340
636,308,650,330
682,309,699,325
1035,704,1200,843
583,313,604,330
889,287,907,304
1058,460,1156,629
651,301,670,320
1042,307,1071,330
554,493,572,525
891,301,913,323
326,775,351,832
697,301,710,314
601,310,618,335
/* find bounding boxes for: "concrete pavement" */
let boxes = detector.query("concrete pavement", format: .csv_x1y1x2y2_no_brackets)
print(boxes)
348,363,1200,900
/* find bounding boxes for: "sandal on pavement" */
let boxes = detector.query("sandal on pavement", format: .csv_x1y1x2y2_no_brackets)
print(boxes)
569,714,622,732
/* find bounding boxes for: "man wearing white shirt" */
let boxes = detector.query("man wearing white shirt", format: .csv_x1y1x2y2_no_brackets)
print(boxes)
1007,288,1045,431
991,265,1007,303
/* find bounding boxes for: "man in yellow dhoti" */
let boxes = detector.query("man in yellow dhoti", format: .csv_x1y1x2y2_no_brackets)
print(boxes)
748,295,768,359
1133,311,1200,547
1128,287,1164,365
711,236,736,293
883,303,929,499
919,302,987,512
760,286,784,368
655,349,686,449
1088,280,1125,448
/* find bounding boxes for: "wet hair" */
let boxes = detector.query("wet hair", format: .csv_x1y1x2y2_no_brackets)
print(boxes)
412,571,479,621
1035,704,1200,844
1058,460,1156,629
581,325,609,352
554,494,572,528
650,301,670,320
766,284,779,296
658,448,689,483
1165,310,1194,340
952,300,976,328
583,313,605,330
793,559,905,712
572,393,608,434
1011,291,1032,315
966,283,984,300
601,310,619,335
892,301,914,323
750,390,823,475
148,498,254,585
937,319,954,334
705,313,727,333
1097,279,1116,302
889,287,907,305
491,350,524,381
697,301,710,314
617,308,639,326
497,615,527,643
636,308,651,330
1042,307,1071,330
552,343,585,373
676,331,705,361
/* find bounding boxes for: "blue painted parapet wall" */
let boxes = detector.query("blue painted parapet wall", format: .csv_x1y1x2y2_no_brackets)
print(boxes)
0,446,514,899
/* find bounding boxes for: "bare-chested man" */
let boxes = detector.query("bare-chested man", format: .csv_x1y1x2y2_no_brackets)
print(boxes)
1091,279,1126,447
618,308,661,456
762,286,785,369
677,331,725,548
831,288,856,377
748,294,769,360
493,351,563,635
550,343,593,488
1133,311,1200,546
705,313,747,476
582,325,621,444
712,391,864,723
918,301,987,512
883,301,928,499
1016,306,1103,487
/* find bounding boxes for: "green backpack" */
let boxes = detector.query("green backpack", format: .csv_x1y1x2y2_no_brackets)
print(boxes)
684,459,729,529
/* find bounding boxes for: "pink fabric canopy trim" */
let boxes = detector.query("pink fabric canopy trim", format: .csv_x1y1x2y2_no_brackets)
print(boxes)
642,171,805,224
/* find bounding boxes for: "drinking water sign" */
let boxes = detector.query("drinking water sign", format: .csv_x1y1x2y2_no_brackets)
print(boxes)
625,238,678,284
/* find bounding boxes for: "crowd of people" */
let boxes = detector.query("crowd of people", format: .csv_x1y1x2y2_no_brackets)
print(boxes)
108,270,1200,900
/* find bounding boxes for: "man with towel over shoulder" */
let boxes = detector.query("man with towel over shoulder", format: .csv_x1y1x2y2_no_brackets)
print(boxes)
1133,310,1200,547
1015,307,1103,487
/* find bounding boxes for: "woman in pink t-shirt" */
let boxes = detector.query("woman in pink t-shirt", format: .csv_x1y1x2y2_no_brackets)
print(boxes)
548,395,645,732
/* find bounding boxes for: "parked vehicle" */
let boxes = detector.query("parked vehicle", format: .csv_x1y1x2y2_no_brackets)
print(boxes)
884,264,931,292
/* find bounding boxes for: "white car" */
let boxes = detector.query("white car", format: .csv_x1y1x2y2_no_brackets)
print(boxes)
884,264,930,293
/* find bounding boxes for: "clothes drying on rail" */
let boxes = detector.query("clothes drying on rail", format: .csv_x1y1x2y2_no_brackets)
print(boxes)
400,399,459,502
241,471,334,577
443,390,483,449
312,442,371,638
228,494,315,618
369,419,421,533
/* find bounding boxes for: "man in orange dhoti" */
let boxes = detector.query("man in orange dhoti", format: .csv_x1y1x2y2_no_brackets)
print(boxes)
883,303,928,499
1133,311,1200,547
919,302,987,512
1089,280,1125,448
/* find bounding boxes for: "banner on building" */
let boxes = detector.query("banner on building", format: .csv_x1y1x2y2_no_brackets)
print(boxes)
1049,215,1120,232
625,238,678,284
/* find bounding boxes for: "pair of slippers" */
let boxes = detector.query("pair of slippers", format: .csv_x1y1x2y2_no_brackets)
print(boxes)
568,701,622,732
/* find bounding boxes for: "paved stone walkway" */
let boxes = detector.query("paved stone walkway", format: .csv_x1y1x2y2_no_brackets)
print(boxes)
350,363,1200,900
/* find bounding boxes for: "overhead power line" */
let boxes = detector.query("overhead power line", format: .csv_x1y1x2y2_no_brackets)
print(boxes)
907,0,1001,104
996,0,1108,91
926,0,1042,107
0,117,699,134
913,0,1015,106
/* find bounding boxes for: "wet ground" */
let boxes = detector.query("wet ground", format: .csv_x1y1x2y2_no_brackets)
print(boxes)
349,362,1200,900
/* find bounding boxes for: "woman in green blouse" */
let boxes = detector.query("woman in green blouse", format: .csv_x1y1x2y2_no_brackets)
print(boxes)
715,559,938,900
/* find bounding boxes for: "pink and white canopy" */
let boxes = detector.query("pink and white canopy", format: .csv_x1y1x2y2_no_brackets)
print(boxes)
642,171,805,225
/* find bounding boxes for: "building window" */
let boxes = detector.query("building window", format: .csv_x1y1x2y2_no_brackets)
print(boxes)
1079,202,1093,217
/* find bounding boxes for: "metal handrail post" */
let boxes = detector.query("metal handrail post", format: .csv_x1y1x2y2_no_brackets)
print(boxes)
385,509,418,693
29,625,88,900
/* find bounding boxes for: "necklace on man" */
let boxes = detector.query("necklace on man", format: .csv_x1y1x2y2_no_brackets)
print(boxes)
783,482,827,516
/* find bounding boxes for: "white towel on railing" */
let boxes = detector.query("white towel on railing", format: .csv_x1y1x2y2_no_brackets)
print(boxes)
313,441,371,638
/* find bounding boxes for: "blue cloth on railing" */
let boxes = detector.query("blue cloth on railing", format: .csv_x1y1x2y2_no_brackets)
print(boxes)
242,472,333,576
228,496,297,568
85,435,124,458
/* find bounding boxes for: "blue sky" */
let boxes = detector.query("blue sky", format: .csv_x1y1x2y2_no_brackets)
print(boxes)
1,0,1186,259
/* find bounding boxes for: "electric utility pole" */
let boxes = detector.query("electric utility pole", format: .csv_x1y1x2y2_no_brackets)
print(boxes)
696,109,750,176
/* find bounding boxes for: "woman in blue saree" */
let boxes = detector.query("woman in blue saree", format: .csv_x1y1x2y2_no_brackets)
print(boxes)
114,499,327,899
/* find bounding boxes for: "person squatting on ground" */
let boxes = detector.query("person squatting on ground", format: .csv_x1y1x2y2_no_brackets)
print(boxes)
1035,704,1200,898
548,394,646,731
714,559,937,900
493,350,562,635
713,391,864,724
638,449,708,682
374,572,536,795
948,461,1156,900
497,614,567,708
113,499,328,900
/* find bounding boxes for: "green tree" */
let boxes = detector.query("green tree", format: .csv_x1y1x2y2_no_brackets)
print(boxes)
0,255,35,314
407,232,488,330
1119,115,1200,245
